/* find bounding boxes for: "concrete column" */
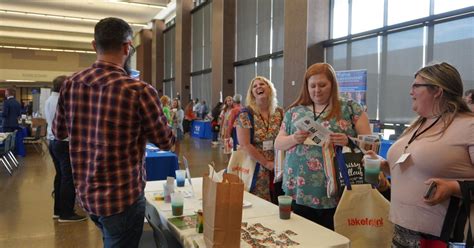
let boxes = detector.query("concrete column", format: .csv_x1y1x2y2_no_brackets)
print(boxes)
175,0,193,106
211,0,236,105
283,0,329,107
136,29,153,84
152,19,165,90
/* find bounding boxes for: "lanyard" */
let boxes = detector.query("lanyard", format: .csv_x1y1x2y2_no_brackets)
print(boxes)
404,116,441,152
313,103,329,122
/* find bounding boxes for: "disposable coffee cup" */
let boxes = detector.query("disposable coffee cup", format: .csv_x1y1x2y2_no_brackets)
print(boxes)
364,157,381,185
171,192,184,216
175,170,186,187
278,195,292,220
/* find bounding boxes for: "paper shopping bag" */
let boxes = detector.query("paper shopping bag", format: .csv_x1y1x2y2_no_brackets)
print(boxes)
226,149,259,192
334,184,393,248
203,173,244,248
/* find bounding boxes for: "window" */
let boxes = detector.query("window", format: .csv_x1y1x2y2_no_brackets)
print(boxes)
387,0,429,25
434,0,473,14
332,0,348,39
351,0,384,34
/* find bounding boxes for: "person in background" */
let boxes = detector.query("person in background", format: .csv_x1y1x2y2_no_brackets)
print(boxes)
2,88,21,132
45,75,87,223
274,63,372,230
236,76,284,203
366,62,474,247
183,101,196,134
199,100,209,120
225,94,243,154
171,98,184,158
210,102,223,146
160,95,171,125
464,89,474,112
52,17,174,248
219,96,234,142
193,98,201,118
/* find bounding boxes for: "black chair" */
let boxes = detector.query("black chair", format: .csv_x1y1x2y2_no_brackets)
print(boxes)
7,130,19,167
145,201,183,248
1,134,13,175
23,125,43,153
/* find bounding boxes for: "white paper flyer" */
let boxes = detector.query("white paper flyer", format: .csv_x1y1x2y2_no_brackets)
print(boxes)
294,116,332,146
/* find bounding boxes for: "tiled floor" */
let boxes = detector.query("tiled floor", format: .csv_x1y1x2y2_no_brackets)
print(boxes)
0,134,226,247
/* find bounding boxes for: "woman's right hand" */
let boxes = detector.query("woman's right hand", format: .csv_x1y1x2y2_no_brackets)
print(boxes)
292,130,310,144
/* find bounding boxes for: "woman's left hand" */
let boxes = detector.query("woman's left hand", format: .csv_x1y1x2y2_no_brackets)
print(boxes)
423,179,459,206
329,133,349,146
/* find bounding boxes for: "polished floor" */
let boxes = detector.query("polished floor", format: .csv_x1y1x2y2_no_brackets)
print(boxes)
0,134,227,248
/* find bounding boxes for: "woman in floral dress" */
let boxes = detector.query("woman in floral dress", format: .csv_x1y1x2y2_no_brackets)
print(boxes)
236,76,284,203
275,63,371,230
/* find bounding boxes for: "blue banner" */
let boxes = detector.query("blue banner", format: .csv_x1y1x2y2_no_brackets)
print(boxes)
336,70,367,106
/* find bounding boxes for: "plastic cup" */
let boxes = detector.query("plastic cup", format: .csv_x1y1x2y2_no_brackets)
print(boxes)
175,170,186,187
278,196,292,220
364,157,381,185
163,184,173,203
171,192,184,216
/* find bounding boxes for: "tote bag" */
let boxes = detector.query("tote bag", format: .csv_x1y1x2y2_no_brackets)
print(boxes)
334,146,393,248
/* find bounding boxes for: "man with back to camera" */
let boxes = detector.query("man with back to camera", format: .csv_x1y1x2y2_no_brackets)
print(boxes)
52,17,175,248
2,88,21,132
45,75,86,223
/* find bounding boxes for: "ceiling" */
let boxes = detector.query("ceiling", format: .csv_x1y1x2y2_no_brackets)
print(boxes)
0,0,175,51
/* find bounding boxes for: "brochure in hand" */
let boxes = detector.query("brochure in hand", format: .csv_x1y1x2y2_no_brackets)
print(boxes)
294,116,332,146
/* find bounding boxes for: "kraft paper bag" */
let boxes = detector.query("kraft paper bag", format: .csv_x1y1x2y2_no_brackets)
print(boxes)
334,184,393,248
203,173,244,248
226,149,258,192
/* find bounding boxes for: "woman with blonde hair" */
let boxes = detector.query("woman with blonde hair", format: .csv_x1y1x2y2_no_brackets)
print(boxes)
171,98,184,157
366,62,474,246
274,63,372,229
235,76,284,203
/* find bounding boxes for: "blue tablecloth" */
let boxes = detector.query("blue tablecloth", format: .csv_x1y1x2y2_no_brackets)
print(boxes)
145,144,179,181
191,120,212,139
16,126,27,157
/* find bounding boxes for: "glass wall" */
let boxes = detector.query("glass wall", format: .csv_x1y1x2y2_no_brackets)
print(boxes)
327,0,473,123
235,0,284,105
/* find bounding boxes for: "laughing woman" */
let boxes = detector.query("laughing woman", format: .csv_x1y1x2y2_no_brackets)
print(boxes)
235,76,284,203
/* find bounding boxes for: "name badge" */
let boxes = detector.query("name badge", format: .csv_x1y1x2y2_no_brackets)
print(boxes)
396,153,410,165
262,140,274,151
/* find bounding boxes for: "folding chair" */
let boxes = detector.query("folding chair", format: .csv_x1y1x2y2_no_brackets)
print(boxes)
1,134,13,175
7,130,19,167
145,201,183,248
23,125,43,153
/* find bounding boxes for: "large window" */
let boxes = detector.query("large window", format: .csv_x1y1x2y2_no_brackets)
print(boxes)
191,3,212,103
327,0,473,123
235,0,284,106
163,26,175,99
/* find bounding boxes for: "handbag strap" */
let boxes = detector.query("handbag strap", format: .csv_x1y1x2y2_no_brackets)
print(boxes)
232,107,255,150
335,146,352,190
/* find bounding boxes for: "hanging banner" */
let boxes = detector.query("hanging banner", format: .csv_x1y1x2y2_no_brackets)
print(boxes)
336,70,367,107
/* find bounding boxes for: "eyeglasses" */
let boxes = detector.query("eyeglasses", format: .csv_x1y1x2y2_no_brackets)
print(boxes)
411,83,437,89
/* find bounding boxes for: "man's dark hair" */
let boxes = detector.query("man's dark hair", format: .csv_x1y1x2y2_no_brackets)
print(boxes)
94,17,133,53
52,75,67,92
6,88,15,96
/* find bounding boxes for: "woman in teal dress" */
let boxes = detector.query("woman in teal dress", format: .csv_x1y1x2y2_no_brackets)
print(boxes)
275,63,371,229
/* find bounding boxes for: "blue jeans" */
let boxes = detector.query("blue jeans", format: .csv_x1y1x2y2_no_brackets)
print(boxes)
90,194,146,248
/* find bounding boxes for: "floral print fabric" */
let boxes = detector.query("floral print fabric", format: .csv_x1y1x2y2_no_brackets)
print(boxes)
281,99,363,209
236,107,284,201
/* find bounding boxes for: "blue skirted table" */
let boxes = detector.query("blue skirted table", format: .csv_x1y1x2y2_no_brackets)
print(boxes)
191,120,212,139
145,144,179,181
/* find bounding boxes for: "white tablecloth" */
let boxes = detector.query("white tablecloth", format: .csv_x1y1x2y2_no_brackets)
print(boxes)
145,178,350,248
